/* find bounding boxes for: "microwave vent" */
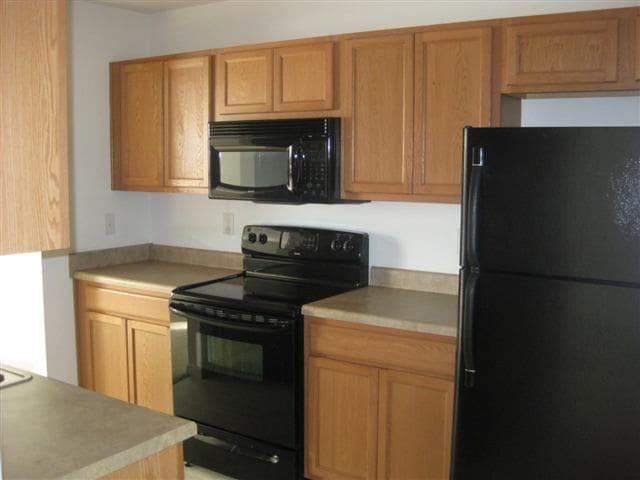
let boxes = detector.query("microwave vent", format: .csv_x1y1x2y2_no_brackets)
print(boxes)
209,118,339,139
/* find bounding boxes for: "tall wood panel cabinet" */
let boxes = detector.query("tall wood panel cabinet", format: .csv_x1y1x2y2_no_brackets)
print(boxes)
305,317,456,480
0,0,70,254
75,281,174,415
341,27,493,203
111,55,209,192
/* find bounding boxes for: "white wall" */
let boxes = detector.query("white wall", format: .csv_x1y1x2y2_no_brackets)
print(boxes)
146,0,640,274
71,0,152,251
0,253,47,375
147,0,640,55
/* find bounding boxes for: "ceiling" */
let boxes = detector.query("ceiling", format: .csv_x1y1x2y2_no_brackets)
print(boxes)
89,0,220,14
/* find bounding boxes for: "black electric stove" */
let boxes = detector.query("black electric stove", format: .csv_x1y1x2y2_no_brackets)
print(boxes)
170,225,369,480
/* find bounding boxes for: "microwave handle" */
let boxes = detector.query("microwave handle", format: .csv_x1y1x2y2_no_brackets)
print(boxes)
287,144,298,194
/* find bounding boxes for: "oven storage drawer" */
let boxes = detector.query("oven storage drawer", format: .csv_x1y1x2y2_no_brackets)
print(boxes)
185,423,298,480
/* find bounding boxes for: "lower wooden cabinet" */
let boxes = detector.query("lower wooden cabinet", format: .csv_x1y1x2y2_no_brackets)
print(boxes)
75,281,173,415
305,317,456,480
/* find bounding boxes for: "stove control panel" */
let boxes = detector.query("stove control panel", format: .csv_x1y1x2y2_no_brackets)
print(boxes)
242,225,368,264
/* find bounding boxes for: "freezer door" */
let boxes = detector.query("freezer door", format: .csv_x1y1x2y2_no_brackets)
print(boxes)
453,272,640,479
461,127,640,285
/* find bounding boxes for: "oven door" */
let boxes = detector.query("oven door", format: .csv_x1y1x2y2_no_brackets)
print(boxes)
170,304,299,448
209,145,300,202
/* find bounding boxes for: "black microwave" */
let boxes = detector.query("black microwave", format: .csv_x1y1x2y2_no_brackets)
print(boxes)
209,118,342,203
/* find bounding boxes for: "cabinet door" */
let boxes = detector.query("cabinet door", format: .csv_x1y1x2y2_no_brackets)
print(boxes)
503,19,618,88
414,28,492,201
127,319,173,414
378,370,454,480
0,0,69,254
164,56,209,188
114,62,164,187
274,42,334,112
306,356,379,480
88,312,129,402
635,16,640,82
341,34,414,196
215,49,273,115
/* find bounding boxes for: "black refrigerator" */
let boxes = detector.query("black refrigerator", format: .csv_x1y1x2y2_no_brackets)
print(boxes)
453,127,640,479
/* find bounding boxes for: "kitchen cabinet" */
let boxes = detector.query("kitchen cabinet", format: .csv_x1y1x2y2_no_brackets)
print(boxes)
110,55,209,192
215,42,335,118
502,8,640,93
0,0,70,255
305,317,456,480
340,33,415,196
75,281,173,415
413,27,492,200
340,27,492,203
636,16,640,82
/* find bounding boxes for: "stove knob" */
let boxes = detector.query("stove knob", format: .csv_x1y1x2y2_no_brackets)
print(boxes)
259,233,268,244
343,240,355,253
248,232,257,243
330,239,343,251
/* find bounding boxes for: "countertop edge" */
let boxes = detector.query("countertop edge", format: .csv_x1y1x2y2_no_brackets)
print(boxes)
73,270,174,296
302,305,458,338
58,421,197,480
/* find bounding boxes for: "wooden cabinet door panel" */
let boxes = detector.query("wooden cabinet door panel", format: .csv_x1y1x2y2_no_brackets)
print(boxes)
0,0,69,254
635,16,640,82
341,34,414,195
274,42,334,112
88,312,129,402
306,356,379,480
414,27,492,200
215,49,273,114
117,62,164,187
127,320,173,414
164,56,209,188
504,19,619,87
378,370,454,480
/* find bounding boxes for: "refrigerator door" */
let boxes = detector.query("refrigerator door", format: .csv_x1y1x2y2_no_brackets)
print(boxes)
453,272,640,479
461,127,640,285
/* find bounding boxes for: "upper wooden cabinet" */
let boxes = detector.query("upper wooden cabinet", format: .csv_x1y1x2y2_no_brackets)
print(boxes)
502,8,640,93
341,27,493,203
341,34,415,196
636,16,640,82
0,0,69,254
274,42,335,112
215,49,273,114
215,42,335,118
414,27,492,201
111,55,210,192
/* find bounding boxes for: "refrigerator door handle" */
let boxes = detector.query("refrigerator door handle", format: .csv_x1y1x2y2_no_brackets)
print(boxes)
462,271,479,388
465,146,484,267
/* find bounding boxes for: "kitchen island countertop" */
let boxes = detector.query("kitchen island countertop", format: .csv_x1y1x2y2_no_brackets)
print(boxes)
0,370,196,479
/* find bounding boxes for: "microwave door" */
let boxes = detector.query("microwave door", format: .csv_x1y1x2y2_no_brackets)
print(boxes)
211,145,296,199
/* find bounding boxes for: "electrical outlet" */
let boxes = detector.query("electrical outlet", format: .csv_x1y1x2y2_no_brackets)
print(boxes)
222,212,234,235
105,213,116,236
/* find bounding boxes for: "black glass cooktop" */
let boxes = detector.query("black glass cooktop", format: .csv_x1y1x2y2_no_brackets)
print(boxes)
172,273,356,317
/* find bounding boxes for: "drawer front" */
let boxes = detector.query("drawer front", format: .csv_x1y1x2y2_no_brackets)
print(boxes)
307,318,456,379
84,285,169,324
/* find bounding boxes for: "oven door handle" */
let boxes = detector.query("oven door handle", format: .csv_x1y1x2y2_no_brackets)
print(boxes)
193,433,280,464
169,306,292,334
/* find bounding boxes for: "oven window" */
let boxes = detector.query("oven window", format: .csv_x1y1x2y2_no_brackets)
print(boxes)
218,150,289,188
199,333,264,382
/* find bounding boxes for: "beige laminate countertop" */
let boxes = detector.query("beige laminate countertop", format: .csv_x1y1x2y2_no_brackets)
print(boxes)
73,259,458,337
73,260,240,295
302,286,458,337
0,369,196,479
